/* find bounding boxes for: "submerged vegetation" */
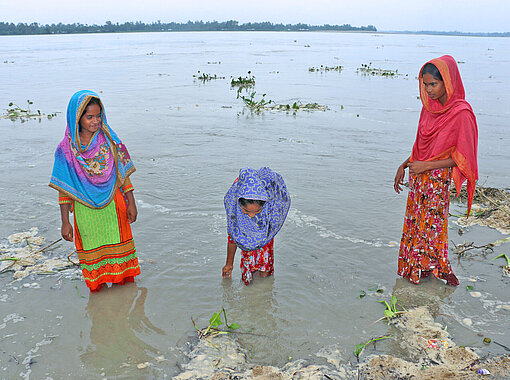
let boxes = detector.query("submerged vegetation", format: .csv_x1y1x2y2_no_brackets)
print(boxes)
1,100,58,122
308,65,343,72
356,63,404,77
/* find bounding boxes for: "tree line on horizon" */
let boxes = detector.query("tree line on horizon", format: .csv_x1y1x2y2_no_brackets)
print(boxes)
0,20,377,35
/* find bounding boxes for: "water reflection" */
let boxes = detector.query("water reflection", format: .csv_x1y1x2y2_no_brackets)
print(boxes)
221,277,287,365
81,284,165,375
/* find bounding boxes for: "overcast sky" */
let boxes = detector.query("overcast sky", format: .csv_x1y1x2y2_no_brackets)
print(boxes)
1,0,508,33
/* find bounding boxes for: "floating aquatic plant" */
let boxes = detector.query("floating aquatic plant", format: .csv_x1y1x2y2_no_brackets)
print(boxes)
273,102,328,112
231,71,255,87
239,92,328,113
239,92,273,112
356,63,404,77
1,100,58,122
358,285,384,299
308,65,343,72
193,71,225,83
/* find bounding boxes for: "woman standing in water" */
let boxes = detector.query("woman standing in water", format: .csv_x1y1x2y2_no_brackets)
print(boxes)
50,90,140,292
394,55,478,286
222,167,291,285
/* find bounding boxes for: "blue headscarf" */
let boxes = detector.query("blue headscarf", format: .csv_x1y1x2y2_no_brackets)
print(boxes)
49,90,135,208
224,167,290,251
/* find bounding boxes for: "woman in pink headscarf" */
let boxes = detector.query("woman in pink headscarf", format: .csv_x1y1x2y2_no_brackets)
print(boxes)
394,55,478,286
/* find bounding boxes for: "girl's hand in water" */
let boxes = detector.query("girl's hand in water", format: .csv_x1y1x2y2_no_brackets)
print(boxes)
408,161,430,175
61,222,73,241
394,165,406,193
222,264,233,278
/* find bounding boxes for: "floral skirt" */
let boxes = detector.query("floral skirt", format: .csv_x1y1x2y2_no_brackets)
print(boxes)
228,236,274,285
398,168,454,284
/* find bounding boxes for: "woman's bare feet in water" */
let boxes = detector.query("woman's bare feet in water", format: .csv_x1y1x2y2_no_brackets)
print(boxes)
441,273,459,286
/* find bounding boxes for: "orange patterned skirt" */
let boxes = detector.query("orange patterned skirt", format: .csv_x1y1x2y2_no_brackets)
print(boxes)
398,168,455,284
74,188,140,291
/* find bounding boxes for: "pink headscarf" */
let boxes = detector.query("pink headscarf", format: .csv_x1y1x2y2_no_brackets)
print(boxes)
411,55,478,215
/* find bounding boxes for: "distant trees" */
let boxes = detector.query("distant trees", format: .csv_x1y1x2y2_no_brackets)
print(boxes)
0,20,378,35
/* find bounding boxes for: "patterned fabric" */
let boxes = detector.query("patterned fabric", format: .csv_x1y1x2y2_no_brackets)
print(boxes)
49,90,135,209
58,178,133,205
228,235,274,285
398,168,454,284
413,55,478,215
224,167,290,251
74,188,140,291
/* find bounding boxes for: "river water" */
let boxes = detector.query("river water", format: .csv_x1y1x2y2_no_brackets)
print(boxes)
0,31,509,378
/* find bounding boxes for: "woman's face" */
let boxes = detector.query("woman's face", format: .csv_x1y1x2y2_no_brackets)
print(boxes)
422,73,447,105
240,202,263,218
79,103,102,135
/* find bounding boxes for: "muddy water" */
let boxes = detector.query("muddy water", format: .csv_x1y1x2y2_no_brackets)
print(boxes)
0,31,509,378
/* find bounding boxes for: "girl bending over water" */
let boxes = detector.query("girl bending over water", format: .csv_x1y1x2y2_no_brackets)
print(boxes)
222,167,290,285
394,55,478,286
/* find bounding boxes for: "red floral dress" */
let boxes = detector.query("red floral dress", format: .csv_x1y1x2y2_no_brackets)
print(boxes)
228,235,274,285
398,168,455,284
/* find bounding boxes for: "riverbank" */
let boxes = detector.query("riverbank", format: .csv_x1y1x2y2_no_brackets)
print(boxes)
173,307,510,379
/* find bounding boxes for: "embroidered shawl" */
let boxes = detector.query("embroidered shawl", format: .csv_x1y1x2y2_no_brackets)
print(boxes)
224,167,291,251
49,90,135,208
411,55,478,215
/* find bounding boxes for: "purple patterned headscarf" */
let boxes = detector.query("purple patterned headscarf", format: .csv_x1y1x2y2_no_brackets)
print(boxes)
224,167,290,251
49,90,135,208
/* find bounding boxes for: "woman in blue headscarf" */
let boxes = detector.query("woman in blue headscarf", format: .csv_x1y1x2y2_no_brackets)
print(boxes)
222,167,291,285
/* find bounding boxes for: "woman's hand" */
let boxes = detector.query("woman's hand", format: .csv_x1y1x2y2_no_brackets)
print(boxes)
408,161,430,175
61,221,74,241
394,165,406,194
222,264,233,278
127,202,138,223
125,191,138,223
